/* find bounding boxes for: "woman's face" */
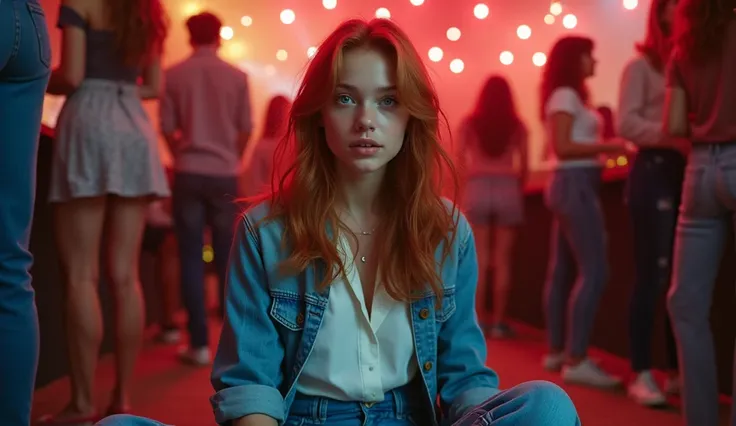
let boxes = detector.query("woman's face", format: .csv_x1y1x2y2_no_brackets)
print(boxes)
580,51,597,79
321,47,410,178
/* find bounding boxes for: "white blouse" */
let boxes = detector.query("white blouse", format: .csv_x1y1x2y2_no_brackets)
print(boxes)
295,234,418,402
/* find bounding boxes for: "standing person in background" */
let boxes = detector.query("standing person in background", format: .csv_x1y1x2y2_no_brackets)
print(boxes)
42,0,169,422
458,75,528,339
540,36,627,389
0,0,51,424
160,11,253,366
141,168,181,345
240,95,291,199
664,0,736,424
617,0,683,407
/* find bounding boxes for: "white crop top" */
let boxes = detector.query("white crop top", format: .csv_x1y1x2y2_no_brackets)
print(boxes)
544,87,602,169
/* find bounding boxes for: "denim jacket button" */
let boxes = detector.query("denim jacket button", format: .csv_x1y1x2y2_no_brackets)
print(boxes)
419,308,430,319
423,361,433,372
296,313,305,325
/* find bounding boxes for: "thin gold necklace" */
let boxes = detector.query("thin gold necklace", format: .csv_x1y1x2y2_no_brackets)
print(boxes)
345,211,377,263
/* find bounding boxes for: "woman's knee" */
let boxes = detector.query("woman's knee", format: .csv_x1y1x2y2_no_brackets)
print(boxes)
95,414,167,426
512,380,579,425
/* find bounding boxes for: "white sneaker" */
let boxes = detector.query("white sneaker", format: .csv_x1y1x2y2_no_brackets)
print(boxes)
562,358,622,388
157,328,182,344
543,353,565,372
628,371,667,406
664,375,681,395
178,346,211,366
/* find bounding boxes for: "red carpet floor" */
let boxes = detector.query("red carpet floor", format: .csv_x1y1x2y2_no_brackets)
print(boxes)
32,321,730,425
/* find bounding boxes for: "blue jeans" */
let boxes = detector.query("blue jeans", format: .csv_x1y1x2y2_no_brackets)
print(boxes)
626,148,683,373
94,381,579,425
172,172,238,348
667,142,736,426
543,167,609,357
0,0,51,424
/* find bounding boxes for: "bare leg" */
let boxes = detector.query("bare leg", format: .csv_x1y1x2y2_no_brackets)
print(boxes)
104,196,148,412
54,197,107,419
492,226,517,326
471,223,492,322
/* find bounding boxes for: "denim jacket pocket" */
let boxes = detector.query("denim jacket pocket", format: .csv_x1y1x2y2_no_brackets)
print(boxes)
26,1,51,69
434,285,457,323
270,290,305,332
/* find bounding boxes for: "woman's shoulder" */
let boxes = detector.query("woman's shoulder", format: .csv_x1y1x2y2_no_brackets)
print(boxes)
441,198,472,249
624,54,657,75
550,86,581,100
239,200,285,241
545,87,583,116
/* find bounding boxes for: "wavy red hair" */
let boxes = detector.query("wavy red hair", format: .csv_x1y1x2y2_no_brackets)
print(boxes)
109,0,169,66
637,0,676,71
673,0,735,62
260,18,458,301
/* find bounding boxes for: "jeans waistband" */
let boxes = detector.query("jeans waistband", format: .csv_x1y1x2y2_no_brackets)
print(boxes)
291,384,424,422
635,148,686,167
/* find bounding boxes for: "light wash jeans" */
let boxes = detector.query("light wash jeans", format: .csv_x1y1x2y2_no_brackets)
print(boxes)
0,0,51,424
94,381,579,426
543,166,609,357
667,142,736,426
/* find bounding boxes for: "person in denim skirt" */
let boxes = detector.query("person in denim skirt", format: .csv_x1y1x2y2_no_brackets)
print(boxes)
664,1,736,425
0,0,51,424
540,36,628,388
95,18,580,426
617,0,684,407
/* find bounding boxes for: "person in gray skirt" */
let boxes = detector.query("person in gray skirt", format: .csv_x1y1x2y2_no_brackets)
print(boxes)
38,0,169,423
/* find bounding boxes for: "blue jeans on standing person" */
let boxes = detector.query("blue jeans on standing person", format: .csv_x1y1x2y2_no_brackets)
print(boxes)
544,166,609,358
94,380,580,426
0,0,51,424
626,148,683,374
172,172,238,349
667,142,736,426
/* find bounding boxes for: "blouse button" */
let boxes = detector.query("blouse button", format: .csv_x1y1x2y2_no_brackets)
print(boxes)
296,313,305,325
423,361,433,372
419,308,430,319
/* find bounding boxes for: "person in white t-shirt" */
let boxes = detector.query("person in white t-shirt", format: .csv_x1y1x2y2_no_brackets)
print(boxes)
540,36,627,389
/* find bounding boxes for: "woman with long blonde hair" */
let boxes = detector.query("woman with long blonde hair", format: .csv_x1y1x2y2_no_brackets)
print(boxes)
40,0,169,423
94,17,579,426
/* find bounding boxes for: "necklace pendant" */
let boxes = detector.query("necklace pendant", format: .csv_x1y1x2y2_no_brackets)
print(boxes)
360,256,367,263
361,231,371,236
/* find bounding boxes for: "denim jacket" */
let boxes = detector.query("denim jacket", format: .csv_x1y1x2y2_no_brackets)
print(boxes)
210,201,500,425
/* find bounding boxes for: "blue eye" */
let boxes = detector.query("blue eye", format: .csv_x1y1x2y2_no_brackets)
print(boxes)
380,97,397,107
336,94,353,104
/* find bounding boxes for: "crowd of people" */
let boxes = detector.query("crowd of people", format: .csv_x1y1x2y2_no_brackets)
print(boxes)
0,0,734,425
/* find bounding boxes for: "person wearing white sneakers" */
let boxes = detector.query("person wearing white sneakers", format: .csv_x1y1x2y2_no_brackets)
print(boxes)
617,0,683,407
539,36,627,389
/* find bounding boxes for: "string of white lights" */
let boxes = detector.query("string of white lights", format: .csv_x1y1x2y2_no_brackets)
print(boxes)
182,0,641,73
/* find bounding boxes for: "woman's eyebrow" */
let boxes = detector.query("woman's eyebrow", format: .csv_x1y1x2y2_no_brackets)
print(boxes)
335,83,397,93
